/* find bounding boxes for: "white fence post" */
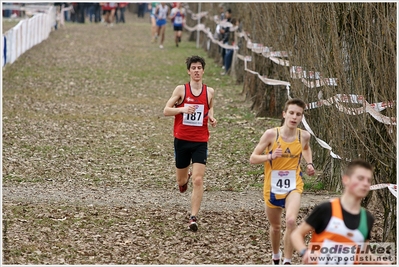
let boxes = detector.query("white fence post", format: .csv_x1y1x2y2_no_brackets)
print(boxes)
2,4,56,67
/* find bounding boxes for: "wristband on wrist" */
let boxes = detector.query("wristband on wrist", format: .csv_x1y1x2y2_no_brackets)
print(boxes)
307,163,314,167
299,248,308,257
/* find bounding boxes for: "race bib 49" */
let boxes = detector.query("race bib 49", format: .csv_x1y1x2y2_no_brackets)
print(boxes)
271,170,296,194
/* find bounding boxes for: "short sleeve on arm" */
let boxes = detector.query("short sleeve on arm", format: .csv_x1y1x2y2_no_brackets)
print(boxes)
305,201,332,234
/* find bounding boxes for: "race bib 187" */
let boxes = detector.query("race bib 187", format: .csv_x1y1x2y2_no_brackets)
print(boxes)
182,104,204,126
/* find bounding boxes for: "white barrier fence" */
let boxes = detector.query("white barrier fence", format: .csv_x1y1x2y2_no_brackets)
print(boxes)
2,5,56,67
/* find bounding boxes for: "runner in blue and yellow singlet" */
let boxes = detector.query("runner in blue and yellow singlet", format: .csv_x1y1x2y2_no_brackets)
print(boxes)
263,126,305,209
250,98,315,265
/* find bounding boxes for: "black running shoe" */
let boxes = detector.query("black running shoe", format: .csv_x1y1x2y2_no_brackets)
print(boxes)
188,215,198,232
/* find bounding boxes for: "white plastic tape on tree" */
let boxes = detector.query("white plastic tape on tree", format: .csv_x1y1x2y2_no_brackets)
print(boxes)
242,56,291,87
184,5,397,160
183,23,239,50
305,93,397,126
369,184,397,198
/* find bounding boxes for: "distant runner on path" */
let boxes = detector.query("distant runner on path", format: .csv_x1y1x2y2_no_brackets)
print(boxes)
163,55,217,232
250,98,315,265
154,3,170,49
169,2,186,47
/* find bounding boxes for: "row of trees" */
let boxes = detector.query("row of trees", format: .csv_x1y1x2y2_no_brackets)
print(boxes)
185,2,396,242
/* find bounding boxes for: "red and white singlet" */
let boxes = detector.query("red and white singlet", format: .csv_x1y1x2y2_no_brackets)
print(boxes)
174,83,210,142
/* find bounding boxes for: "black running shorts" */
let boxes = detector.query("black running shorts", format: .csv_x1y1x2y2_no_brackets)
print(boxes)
174,138,208,168
173,25,183,31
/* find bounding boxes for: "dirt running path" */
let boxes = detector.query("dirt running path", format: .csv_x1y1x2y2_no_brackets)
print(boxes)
3,183,334,211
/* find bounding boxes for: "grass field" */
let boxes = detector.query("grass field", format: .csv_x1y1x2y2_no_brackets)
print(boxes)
2,19,21,33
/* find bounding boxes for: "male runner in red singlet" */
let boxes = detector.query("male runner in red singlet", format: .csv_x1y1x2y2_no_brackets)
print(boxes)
292,159,390,265
163,55,217,232
250,98,315,265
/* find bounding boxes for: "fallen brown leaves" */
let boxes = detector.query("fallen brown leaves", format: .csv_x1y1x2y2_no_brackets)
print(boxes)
2,13,387,265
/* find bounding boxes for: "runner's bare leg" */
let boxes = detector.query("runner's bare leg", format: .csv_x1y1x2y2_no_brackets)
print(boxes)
283,191,302,260
191,162,205,216
176,167,190,186
266,205,283,255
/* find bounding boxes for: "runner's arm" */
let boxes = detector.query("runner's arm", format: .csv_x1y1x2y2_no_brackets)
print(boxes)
301,130,315,176
292,202,332,264
208,87,217,127
163,85,193,116
291,221,314,264
249,129,274,164
169,8,176,19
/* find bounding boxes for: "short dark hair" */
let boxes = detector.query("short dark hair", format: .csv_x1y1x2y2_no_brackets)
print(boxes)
227,8,232,14
283,98,306,112
344,159,374,177
186,55,206,70
280,98,306,126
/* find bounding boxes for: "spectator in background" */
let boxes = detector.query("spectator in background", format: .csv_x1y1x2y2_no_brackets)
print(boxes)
87,3,95,23
222,17,238,75
215,4,225,53
64,2,71,22
170,2,185,47
213,5,223,45
219,8,232,70
219,4,225,21
115,3,120,23
76,2,85,23
3,3,12,18
118,2,128,23
94,3,101,23
70,2,78,22
137,3,145,18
